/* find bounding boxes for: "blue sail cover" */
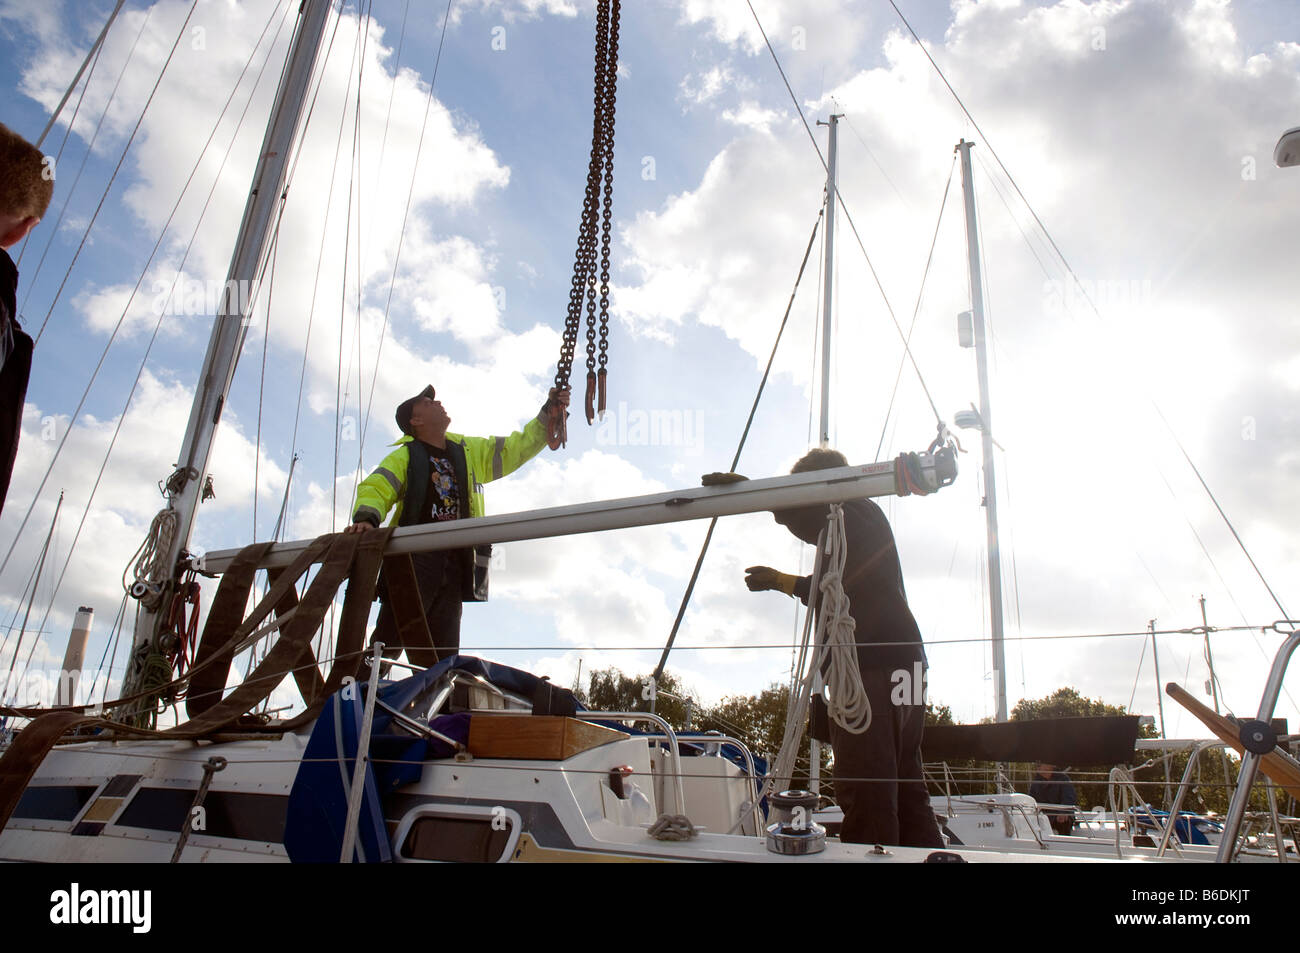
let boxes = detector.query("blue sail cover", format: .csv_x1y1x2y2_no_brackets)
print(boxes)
283,655,565,863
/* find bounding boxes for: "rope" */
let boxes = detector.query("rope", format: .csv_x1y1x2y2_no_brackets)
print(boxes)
648,814,697,841
124,510,178,609
765,505,871,797
814,506,871,735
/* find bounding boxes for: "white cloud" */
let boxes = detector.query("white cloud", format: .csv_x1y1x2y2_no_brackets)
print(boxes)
4,0,1296,734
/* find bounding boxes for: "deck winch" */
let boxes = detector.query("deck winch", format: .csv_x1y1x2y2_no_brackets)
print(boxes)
765,789,826,855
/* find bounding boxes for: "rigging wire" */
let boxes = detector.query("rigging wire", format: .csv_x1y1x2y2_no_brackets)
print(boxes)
356,0,457,458
84,591,130,706
0,2,198,584
841,113,911,212
31,0,200,345
326,0,376,669
3,2,289,688
1,492,61,701
33,0,126,149
22,7,155,332
886,0,1291,628
873,154,955,462
651,206,825,682
287,10,356,473
333,0,374,539
0,0,286,587
15,12,110,272
745,0,945,430
1128,632,1150,713
253,225,284,542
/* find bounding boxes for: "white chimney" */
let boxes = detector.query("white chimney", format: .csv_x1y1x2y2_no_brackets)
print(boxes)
57,606,94,707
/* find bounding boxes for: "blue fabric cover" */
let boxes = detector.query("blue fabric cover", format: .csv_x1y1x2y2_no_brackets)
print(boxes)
284,655,561,863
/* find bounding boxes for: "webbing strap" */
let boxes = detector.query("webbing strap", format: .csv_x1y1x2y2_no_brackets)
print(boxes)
171,533,358,737
0,712,104,832
0,530,395,832
381,554,441,669
186,541,276,719
272,567,320,708
281,527,391,730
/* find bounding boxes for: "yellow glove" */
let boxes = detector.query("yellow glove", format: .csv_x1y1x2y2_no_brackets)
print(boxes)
745,566,798,595
702,471,749,486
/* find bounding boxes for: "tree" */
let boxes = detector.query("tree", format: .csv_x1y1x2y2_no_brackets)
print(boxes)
699,683,833,793
1011,686,1158,730
580,666,693,731
1011,687,1159,813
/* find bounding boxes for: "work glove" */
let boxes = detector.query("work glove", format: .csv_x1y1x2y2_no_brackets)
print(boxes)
701,471,748,486
542,387,571,416
745,566,799,595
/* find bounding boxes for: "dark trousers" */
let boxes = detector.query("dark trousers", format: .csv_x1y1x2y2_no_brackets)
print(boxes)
370,552,462,668
830,666,944,848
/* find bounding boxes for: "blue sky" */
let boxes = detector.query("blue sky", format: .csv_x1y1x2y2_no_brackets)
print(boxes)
1,0,1298,742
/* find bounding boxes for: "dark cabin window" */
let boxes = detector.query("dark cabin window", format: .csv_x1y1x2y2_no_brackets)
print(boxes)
12,785,99,822
400,815,512,862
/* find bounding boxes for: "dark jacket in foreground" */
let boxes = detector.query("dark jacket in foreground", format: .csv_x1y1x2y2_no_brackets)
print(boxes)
0,249,32,519
779,498,926,673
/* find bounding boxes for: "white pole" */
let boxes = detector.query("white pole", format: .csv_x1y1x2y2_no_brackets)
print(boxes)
124,0,333,698
197,457,958,574
957,139,1007,725
818,114,842,448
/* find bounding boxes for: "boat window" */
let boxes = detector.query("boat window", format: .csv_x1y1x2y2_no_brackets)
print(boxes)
114,788,288,843
399,814,513,863
12,785,99,822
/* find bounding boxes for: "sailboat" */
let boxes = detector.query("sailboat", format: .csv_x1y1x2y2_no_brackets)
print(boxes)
0,0,971,865
0,0,1294,866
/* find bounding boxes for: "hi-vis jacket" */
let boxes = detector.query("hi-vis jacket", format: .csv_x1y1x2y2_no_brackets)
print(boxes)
351,414,549,602
352,414,549,530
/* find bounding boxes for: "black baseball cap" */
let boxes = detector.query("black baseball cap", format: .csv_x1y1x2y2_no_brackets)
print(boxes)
395,385,435,435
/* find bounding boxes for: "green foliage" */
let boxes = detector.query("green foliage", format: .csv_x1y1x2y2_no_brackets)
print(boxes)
1010,686,1158,738
925,702,955,727
580,666,693,731
698,682,833,793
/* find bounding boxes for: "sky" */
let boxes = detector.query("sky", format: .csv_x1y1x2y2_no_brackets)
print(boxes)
0,0,1297,745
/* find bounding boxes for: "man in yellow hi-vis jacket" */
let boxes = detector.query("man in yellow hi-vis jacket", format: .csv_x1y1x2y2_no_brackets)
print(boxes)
345,384,568,664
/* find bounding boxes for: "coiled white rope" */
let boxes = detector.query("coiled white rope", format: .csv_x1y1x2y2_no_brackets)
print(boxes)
124,508,178,605
816,504,872,735
765,504,872,797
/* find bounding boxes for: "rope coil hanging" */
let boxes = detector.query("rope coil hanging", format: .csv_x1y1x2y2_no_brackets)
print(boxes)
765,504,871,798
550,0,620,449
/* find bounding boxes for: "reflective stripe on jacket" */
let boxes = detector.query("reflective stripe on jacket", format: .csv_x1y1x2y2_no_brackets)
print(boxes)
351,413,548,529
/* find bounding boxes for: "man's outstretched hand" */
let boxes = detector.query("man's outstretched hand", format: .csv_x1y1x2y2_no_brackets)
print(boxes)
745,565,799,595
701,471,748,486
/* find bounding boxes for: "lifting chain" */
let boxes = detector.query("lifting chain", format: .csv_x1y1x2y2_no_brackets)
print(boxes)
550,0,620,450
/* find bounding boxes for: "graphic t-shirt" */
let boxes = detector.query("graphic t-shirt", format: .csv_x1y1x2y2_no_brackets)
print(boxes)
424,443,460,522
